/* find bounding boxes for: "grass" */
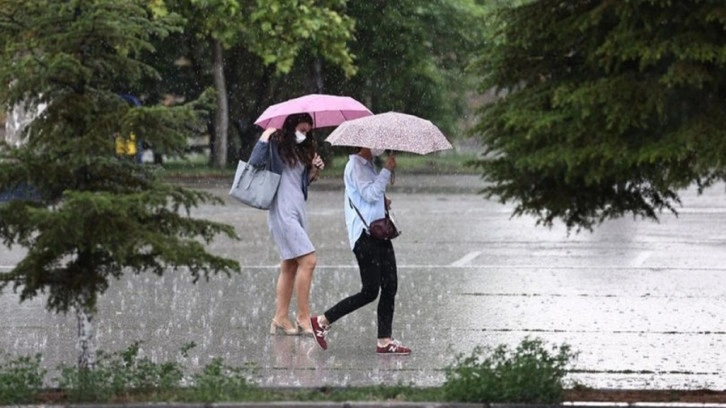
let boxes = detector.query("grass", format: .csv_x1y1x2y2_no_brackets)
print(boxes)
155,151,479,180
84,385,447,404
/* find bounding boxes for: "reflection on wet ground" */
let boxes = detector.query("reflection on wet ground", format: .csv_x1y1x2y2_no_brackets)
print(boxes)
1,175,725,389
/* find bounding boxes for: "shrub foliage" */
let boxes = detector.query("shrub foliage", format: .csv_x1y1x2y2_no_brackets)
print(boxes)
443,337,577,403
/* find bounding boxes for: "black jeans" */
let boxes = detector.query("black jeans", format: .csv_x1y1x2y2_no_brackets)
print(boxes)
323,231,398,339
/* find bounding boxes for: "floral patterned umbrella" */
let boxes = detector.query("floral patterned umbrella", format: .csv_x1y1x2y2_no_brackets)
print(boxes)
325,111,453,155
325,112,452,154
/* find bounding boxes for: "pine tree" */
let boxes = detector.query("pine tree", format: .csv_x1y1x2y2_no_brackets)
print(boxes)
470,0,726,231
0,0,239,367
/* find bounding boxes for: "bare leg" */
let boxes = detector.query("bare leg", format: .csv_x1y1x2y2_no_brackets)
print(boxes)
294,252,317,330
273,259,298,329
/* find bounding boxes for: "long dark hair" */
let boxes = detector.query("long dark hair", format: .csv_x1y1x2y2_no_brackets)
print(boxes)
270,113,315,167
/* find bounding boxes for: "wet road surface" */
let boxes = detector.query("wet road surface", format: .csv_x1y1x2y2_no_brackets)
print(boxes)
1,175,725,390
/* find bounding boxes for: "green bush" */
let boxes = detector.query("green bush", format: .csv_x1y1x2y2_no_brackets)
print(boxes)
56,341,185,403
0,353,45,404
0,338,578,404
181,357,256,402
443,337,577,403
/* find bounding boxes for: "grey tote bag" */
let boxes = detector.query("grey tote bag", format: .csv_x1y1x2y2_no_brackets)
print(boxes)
229,161,281,209
229,143,281,209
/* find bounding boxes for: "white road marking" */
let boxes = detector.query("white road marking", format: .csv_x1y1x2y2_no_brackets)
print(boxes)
449,251,482,267
564,403,726,408
2,263,726,272
630,251,652,267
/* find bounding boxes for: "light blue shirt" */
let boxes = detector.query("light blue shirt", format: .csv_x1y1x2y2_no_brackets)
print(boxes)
343,154,392,249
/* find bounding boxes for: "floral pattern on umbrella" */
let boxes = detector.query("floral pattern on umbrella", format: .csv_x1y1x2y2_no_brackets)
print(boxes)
325,111,453,155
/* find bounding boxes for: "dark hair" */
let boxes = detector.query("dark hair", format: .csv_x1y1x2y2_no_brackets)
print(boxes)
271,113,315,167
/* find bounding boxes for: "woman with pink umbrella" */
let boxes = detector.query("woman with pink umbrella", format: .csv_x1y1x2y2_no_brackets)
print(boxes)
248,112,325,335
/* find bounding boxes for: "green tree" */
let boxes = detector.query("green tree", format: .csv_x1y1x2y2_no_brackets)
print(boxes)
324,0,485,137
157,0,356,167
470,0,726,231
141,1,482,165
0,0,239,367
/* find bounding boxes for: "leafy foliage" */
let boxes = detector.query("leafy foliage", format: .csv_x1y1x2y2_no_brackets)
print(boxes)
56,341,255,403
0,0,239,313
0,353,45,404
0,338,578,404
242,0,356,76
128,1,485,165
443,337,576,403
184,357,255,402
147,0,358,166
470,0,726,231
57,341,186,402
325,0,485,137
157,0,357,83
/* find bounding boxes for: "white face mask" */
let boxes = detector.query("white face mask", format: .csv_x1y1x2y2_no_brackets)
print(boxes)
295,131,307,144
371,148,385,157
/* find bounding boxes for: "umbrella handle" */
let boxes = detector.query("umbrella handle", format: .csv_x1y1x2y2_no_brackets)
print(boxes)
388,151,395,185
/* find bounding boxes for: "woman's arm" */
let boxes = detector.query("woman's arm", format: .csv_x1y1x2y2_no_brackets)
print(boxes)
248,129,276,167
352,160,390,203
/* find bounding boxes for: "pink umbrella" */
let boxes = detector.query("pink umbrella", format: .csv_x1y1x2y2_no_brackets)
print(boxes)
254,94,373,129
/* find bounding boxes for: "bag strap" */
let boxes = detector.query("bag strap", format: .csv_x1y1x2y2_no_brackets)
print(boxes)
348,197,392,228
265,139,274,171
348,197,371,230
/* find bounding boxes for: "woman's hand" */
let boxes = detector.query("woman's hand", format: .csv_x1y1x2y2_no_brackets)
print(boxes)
383,154,397,171
308,153,325,182
260,128,276,142
312,153,325,171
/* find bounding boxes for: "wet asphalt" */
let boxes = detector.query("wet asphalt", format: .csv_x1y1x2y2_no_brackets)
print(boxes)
1,174,726,398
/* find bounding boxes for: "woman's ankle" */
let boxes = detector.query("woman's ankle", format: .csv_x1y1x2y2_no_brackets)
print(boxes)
377,337,392,347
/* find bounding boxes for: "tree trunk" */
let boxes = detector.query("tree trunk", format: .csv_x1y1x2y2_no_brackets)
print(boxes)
75,296,96,369
4,101,47,147
211,39,228,168
312,57,324,93
364,78,373,111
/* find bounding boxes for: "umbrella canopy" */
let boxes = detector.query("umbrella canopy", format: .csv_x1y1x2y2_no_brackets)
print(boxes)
325,111,453,155
254,94,373,129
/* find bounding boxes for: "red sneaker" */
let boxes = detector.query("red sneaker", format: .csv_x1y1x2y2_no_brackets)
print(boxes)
376,339,411,355
310,316,329,350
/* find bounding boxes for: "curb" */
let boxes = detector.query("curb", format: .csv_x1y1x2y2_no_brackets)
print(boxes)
10,403,726,408
6,403,485,408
